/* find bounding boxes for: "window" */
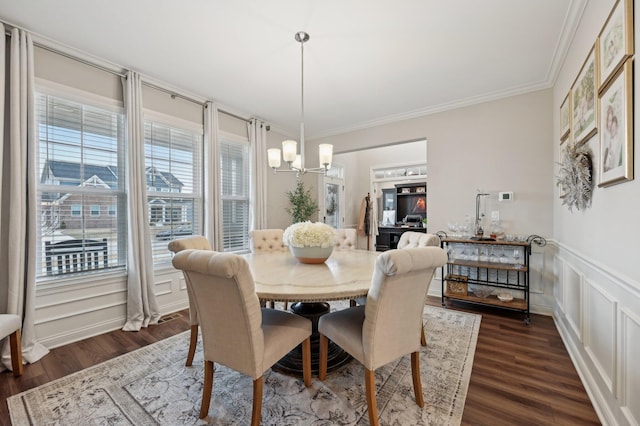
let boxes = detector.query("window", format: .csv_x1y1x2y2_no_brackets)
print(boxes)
145,120,203,265
37,92,126,278
108,205,116,216
220,136,250,252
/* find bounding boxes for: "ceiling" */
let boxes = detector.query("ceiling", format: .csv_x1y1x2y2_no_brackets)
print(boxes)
0,0,584,139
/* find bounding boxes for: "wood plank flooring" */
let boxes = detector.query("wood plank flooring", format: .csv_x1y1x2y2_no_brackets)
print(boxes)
0,297,600,425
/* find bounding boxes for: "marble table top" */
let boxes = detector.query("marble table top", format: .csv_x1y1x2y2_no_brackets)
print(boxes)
242,249,380,302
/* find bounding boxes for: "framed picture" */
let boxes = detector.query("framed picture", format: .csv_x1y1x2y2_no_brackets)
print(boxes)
597,0,634,90
598,59,633,187
560,92,571,142
571,46,597,146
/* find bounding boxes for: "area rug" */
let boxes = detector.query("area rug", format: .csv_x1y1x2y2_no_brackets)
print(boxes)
8,305,481,425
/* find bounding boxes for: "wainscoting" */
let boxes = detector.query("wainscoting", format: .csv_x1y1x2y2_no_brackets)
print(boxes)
553,242,640,426
34,268,190,349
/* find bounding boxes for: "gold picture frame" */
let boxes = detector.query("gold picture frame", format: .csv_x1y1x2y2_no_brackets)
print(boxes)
571,46,598,146
598,59,633,187
597,0,634,91
560,92,571,143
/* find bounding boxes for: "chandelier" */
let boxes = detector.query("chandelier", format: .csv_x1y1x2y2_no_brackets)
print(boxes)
267,31,333,175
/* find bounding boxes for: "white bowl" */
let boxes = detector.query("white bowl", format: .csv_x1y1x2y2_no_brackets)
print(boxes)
497,293,513,302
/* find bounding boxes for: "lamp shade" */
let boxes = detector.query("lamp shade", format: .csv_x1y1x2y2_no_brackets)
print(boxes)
282,140,298,163
267,148,281,168
318,144,333,166
292,155,302,170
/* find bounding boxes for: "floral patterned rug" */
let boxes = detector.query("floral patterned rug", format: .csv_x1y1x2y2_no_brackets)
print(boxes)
8,305,480,425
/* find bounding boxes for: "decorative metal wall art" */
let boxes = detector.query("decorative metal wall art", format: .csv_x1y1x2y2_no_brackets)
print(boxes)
556,143,593,212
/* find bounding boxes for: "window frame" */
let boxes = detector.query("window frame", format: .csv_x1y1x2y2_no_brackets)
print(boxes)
143,110,204,267
219,131,252,253
35,83,128,286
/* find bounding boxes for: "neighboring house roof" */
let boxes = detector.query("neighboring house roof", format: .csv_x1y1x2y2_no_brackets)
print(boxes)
40,160,185,200
41,160,118,188
146,166,184,191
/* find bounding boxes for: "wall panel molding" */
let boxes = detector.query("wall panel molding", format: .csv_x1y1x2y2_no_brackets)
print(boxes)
619,308,640,425
554,242,640,426
584,279,617,394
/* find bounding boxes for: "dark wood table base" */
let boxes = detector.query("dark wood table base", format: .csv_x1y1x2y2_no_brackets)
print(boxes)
273,302,352,376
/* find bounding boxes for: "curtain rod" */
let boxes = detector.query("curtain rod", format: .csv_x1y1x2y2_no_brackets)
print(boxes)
141,82,255,125
141,81,207,107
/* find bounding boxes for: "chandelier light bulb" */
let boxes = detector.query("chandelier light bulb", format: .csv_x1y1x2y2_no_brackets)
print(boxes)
267,148,281,168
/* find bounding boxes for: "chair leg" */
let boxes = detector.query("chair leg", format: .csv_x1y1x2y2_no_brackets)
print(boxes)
301,337,312,387
411,351,424,407
199,360,214,419
186,324,198,366
420,322,427,347
365,368,379,426
269,301,275,309
349,299,356,307
284,301,288,310
9,329,23,376
251,377,263,426
319,334,329,380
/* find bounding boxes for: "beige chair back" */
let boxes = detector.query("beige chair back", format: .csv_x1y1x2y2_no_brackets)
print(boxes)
168,235,212,252
168,236,212,327
397,231,440,249
249,229,288,253
363,247,447,369
335,228,357,250
172,250,265,377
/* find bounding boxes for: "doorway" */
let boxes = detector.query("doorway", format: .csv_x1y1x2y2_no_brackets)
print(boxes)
318,164,345,228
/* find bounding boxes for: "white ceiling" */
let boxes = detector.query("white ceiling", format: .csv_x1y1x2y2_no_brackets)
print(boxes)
0,0,584,138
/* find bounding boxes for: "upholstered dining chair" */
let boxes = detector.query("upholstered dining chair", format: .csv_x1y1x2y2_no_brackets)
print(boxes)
168,235,212,366
396,231,442,346
318,247,447,426
0,314,23,376
249,229,289,309
335,228,357,250
171,249,312,424
397,231,440,249
249,229,288,253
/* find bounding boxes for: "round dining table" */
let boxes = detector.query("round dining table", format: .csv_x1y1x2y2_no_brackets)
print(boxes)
242,248,380,375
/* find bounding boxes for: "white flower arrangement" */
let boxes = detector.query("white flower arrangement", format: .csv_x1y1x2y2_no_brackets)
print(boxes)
283,221,338,248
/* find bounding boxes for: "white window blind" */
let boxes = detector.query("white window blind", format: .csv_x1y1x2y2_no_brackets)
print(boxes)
145,120,203,265
220,138,250,252
36,93,127,279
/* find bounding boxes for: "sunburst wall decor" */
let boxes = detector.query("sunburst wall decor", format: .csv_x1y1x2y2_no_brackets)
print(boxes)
556,143,593,212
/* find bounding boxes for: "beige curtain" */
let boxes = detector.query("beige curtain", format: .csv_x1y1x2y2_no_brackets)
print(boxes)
204,102,223,250
121,71,160,330
0,25,49,370
249,119,268,230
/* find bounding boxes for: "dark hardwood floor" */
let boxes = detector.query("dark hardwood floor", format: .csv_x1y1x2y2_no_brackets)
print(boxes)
0,297,600,425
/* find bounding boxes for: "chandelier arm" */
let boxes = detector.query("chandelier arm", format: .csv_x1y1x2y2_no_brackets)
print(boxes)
300,34,305,171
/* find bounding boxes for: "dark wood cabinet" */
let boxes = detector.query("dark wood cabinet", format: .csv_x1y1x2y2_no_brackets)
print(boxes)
376,226,426,251
376,182,427,252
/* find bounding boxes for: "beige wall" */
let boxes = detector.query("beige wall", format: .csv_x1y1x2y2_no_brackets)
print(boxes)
302,89,554,241
553,0,639,282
